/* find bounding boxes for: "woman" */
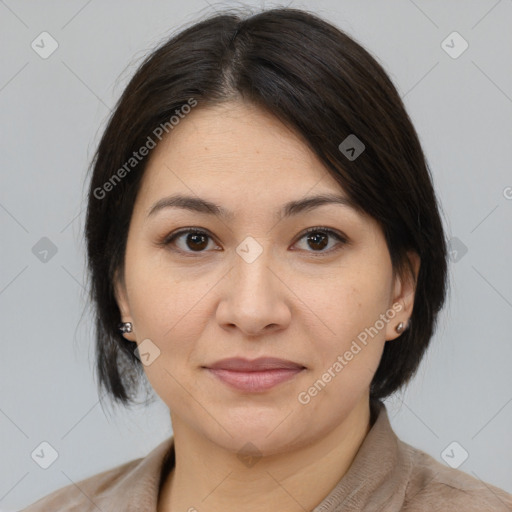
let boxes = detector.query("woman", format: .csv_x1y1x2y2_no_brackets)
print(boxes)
22,6,512,511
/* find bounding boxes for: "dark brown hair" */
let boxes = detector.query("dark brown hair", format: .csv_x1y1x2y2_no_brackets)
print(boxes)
84,6,449,411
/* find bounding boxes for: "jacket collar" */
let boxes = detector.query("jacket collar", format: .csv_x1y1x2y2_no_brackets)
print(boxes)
312,399,411,511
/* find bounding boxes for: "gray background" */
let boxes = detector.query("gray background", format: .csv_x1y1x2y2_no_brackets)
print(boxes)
1,0,511,510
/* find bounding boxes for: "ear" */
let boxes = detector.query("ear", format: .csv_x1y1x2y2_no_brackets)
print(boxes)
385,250,420,342
113,268,137,342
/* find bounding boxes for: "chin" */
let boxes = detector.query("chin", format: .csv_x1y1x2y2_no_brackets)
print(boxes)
202,408,308,455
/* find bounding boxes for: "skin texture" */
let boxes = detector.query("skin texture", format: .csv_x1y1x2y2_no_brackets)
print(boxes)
114,100,420,512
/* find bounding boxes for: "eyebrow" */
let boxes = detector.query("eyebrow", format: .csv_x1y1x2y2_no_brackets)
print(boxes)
146,192,360,221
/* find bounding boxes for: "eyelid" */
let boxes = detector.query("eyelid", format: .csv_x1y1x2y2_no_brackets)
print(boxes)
297,226,348,245
160,227,217,246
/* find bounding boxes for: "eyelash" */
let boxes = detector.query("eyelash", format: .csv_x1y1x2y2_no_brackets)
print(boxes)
158,226,348,258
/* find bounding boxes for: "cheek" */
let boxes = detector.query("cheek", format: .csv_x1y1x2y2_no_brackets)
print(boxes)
125,262,210,403
303,272,391,376
125,243,208,332
123,278,210,401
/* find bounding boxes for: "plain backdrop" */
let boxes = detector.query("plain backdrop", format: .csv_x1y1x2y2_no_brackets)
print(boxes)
1,1,511,510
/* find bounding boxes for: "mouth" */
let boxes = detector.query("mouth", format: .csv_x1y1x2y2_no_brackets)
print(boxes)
203,357,306,392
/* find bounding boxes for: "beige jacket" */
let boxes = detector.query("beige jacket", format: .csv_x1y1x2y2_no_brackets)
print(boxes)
21,400,512,511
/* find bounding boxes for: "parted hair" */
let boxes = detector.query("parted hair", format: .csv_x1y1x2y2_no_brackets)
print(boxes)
84,6,449,410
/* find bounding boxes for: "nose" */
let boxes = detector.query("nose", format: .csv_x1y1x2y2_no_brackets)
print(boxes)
215,244,292,337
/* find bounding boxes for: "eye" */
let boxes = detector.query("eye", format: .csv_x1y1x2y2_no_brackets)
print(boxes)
161,228,219,255
293,227,347,255
159,226,348,257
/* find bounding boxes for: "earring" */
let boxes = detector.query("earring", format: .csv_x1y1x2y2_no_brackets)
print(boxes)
395,321,406,333
118,322,133,334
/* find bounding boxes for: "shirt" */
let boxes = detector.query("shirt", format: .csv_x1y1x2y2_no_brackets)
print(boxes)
21,399,512,511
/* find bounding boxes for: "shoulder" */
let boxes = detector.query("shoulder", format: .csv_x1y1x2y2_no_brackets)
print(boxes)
20,435,174,512
20,457,143,511
399,440,512,511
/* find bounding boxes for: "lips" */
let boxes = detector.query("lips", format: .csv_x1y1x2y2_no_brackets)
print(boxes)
204,357,305,392
206,357,305,371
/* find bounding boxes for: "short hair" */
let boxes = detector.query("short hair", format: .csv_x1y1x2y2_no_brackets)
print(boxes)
84,6,449,411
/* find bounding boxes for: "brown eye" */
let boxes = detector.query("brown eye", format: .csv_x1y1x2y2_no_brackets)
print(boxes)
294,227,347,255
184,232,209,251
161,226,347,257
164,229,217,254
306,231,329,251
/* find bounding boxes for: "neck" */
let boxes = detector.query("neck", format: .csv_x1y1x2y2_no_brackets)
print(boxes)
158,397,372,512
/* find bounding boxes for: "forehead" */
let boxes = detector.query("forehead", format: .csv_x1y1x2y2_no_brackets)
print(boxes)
138,101,344,201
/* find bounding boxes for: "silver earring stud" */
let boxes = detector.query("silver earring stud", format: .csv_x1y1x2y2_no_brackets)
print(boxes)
395,322,405,333
118,322,133,334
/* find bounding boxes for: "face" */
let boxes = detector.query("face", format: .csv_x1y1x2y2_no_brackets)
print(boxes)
114,100,418,455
